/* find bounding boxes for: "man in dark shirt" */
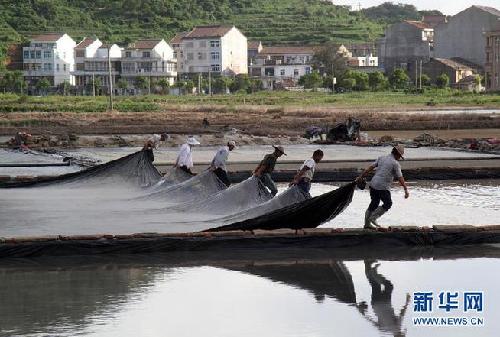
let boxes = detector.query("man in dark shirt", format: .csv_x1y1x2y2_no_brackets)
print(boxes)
253,145,286,197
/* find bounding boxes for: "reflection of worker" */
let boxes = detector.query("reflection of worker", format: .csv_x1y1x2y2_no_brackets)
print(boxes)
253,146,286,197
290,149,324,198
210,141,236,187
143,133,168,162
174,136,200,175
356,145,409,229
357,260,410,337
14,131,31,151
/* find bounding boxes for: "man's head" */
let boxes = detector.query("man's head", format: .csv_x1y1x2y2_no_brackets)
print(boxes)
227,140,236,151
392,144,405,160
312,149,324,163
273,145,286,157
160,133,169,141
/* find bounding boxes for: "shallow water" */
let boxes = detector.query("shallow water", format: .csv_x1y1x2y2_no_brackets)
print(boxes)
1,248,499,337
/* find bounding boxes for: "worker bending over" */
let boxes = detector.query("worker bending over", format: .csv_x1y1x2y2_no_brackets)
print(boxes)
254,145,286,197
143,133,168,162
290,149,324,198
174,136,200,175
210,141,236,187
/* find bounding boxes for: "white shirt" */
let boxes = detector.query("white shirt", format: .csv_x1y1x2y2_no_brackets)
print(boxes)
370,154,403,191
147,134,161,149
211,146,230,171
299,158,316,180
176,143,193,168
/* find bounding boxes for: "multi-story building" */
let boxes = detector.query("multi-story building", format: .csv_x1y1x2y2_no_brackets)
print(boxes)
72,41,123,93
378,20,435,76
485,28,500,91
23,33,76,86
248,41,263,65
178,25,247,75
348,55,379,68
170,32,188,75
422,58,474,84
121,39,177,89
434,6,500,68
248,46,316,89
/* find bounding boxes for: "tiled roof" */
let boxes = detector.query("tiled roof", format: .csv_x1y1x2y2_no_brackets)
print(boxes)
405,21,432,30
30,33,65,42
75,37,95,49
170,32,188,44
473,5,500,17
183,25,233,39
248,41,262,50
434,58,473,71
259,46,317,55
128,39,163,49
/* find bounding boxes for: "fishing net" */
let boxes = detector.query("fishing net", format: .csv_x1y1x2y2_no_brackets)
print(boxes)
0,150,356,238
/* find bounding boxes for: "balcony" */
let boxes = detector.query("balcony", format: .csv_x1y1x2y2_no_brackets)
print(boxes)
120,69,176,77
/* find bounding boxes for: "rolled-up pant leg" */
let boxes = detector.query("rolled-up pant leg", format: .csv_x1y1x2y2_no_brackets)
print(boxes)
369,187,393,211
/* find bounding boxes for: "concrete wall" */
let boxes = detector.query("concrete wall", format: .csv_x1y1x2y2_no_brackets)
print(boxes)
434,6,500,67
379,22,431,74
422,59,473,84
221,27,248,75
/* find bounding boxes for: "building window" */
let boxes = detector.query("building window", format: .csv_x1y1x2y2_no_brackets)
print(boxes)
56,64,60,71
44,51,51,58
63,64,67,71
210,40,220,48
294,69,299,76
23,50,29,59
75,50,84,57
280,69,285,76
34,43,42,48
187,53,193,61
198,52,205,60
211,52,220,60
305,67,311,74
36,50,41,59
125,51,132,58
43,63,50,71
211,64,221,72
199,41,206,48
185,41,194,48
30,51,35,59
143,51,151,58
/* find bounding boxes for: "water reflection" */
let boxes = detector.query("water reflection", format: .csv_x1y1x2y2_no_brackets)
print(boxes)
1,245,499,337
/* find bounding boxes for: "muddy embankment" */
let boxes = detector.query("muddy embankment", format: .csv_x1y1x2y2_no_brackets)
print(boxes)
0,105,498,137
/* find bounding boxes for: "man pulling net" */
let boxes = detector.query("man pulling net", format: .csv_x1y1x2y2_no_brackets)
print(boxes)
209,141,236,187
253,145,286,197
174,136,200,175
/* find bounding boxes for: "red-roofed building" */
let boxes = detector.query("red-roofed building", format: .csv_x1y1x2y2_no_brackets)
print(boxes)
23,33,76,88
175,25,247,76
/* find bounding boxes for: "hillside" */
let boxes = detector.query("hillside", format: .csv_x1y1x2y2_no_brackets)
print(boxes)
0,0,384,46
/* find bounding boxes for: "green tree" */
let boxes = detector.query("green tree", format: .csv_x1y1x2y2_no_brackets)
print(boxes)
298,71,323,91
345,70,369,91
157,78,170,94
340,78,356,90
436,73,450,89
184,80,195,94
230,74,251,93
249,78,263,93
212,77,233,94
368,71,387,91
36,78,51,95
134,76,148,90
312,42,348,77
389,68,409,89
117,78,129,95
420,74,431,87
58,80,71,95
1,70,24,93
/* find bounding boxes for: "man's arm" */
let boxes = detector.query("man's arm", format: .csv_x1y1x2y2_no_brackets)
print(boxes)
254,164,266,177
398,176,409,199
291,167,310,185
356,164,376,182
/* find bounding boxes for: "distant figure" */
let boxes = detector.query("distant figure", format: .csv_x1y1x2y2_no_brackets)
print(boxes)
202,118,210,128
174,136,200,175
357,145,409,229
210,140,236,187
143,133,168,162
14,131,31,151
290,149,324,198
253,145,286,197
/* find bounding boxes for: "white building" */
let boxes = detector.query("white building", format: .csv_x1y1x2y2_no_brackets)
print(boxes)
178,25,247,75
121,39,177,89
72,38,123,93
23,33,76,86
348,54,379,67
248,46,316,89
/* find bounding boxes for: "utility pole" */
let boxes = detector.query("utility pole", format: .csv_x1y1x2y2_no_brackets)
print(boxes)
148,72,151,95
208,67,212,96
107,47,114,111
92,72,96,97
198,73,202,94
419,59,423,90
331,64,335,93
415,60,418,88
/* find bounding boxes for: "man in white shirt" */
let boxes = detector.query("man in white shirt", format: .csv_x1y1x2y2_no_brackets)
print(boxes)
174,136,200,175
356,145,409,229
143,133,168,162
210,140,236,186
290,149,324,198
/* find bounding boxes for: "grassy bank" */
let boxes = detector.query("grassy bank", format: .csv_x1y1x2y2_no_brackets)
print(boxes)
0,90,499,113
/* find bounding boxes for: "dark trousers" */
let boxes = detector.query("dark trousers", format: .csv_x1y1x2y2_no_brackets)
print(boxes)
368,187,393,211
296,178,312,198
214,167,231,187
259,173,278,196
179,166,194,175
145,148,154,162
